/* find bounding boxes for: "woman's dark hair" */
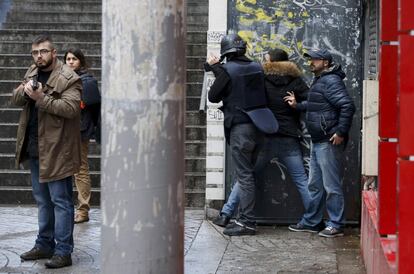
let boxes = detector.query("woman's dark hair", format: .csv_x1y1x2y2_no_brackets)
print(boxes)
63,48,88,72
268,48,289,62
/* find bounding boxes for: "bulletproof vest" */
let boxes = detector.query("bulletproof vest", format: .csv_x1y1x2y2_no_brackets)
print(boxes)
222,60,267,110
222,60,279,134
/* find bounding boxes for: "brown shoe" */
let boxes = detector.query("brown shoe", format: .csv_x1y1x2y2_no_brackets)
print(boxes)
20,247,53,261
45,254,72,268
74,213,89,224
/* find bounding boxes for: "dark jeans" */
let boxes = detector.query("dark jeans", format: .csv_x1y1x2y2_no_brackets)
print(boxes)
300,142,345,229
229,123,263,227
30,158,74,256
221,136,309,218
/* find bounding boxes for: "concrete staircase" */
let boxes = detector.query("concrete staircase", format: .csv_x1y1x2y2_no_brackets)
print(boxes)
0,0,208,208
185,0,207,208
0,0,103,205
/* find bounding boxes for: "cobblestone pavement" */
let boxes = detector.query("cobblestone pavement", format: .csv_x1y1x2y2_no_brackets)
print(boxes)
0,207,100,274
0,207,365,274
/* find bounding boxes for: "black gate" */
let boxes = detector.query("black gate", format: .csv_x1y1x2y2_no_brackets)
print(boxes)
225,0,363,224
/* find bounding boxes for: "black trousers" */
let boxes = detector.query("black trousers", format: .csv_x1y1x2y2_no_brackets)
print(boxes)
229,123,264,226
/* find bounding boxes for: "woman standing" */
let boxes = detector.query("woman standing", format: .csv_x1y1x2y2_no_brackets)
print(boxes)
64,49,101,224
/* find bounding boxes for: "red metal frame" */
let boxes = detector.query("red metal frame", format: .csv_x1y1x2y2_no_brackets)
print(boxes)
379,45,398,139
397,161,414,274
378,141,397,235
399,0,414,32
380,0,398,41
398,35,414,156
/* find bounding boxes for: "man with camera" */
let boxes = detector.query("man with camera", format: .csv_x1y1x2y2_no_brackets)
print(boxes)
12,34,82,268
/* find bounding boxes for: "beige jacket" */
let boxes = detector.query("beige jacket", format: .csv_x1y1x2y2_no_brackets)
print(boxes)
12,59,82,182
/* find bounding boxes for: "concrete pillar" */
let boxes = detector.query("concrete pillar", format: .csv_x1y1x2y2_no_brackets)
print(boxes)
101,1,185,273
204,0,227,214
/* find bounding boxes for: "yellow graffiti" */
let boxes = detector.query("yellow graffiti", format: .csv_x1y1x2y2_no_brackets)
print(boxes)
236,0,275,25
235,0,310,58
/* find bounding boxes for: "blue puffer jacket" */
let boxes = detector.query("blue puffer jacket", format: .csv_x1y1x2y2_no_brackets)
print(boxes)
297,64,355,143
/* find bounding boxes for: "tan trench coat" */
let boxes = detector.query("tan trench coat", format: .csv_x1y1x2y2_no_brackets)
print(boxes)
12,59,82,183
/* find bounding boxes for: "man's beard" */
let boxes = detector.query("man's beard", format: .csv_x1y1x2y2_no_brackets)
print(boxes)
36,58,53,70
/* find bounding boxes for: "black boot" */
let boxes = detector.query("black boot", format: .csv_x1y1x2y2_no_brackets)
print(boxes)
20,247,53,261
212,214,230,227
45,254,72,268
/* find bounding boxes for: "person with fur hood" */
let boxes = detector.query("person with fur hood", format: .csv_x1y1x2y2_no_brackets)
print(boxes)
213,48,312,228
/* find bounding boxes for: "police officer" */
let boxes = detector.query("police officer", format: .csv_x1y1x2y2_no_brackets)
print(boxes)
205,34,277,236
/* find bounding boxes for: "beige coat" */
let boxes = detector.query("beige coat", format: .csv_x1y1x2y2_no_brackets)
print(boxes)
12,59,82,183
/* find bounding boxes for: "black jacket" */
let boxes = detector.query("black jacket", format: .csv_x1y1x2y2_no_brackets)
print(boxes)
78,71,101,142
263,61,308,138
296,64,355,143
206,56,255,139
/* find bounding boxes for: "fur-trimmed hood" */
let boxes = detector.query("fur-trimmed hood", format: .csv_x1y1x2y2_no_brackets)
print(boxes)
263,61,302,77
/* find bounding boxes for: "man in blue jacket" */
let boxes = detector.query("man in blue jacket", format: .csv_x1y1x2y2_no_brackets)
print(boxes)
284,49,355,237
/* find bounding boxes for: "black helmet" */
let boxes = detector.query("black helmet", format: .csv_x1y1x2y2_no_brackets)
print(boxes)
220,33,247,58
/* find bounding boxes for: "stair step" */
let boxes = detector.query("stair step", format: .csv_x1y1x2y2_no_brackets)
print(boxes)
0,80,102,94
0,54,101,68
186,83,203,97
187,44,207,57
187,2,208,14
186,14,208,26
0,169,100,188
187,24,208,32
187,56,206,69
0,94,13,107
185,126,206,141
187,69,204,83
185,172,206,190
185,142,206,157
0,137,101,155
0,29,101,42
6,11,101,22
0,80,24,93
184,192,205,208
187,31,206,44
0,123,207,142
0,186,100,205
11,1,101,12
11,0,101,2
0,108,20,121
2,22,102,30
186,111,206,126
185,158,205,173
0,41,101,55
0,123,18,138
0,153,101,170
186,96,203,111
0,67,101,81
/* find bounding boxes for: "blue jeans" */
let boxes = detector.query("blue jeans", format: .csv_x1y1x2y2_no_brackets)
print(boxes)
30,158,74,256
221,136,309,217
300,142,345,229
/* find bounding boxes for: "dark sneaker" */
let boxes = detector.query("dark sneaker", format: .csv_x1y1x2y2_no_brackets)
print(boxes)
20,247,53,261
45,254,72,269
288,223,320,233
212,214,230,227
318,226,344,238
223,221,256,236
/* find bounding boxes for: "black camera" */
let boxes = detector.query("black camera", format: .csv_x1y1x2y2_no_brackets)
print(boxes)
32,78,39,91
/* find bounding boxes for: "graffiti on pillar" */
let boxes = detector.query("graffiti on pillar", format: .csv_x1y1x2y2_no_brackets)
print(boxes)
226,0,362,222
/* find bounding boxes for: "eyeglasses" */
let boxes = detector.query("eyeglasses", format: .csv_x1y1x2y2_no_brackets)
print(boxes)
31,49,52,57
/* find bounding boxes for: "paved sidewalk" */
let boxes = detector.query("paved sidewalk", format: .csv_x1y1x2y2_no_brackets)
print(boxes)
0,207,365,273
